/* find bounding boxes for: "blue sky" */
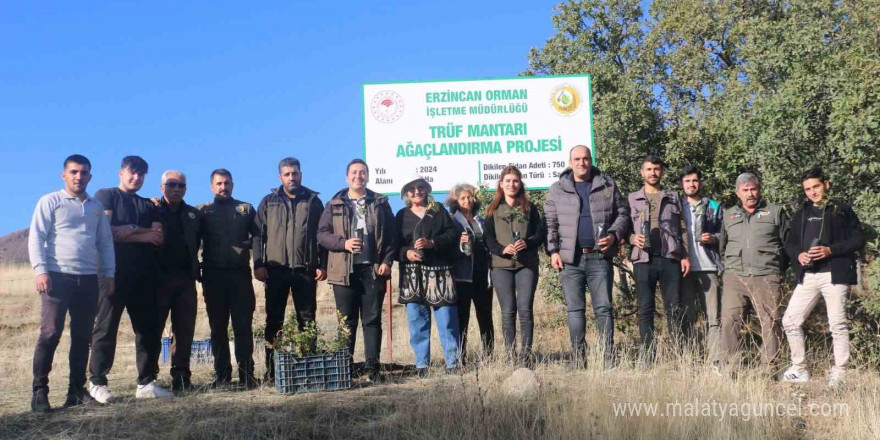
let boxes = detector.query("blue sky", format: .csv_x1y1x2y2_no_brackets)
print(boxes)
0,1,562,235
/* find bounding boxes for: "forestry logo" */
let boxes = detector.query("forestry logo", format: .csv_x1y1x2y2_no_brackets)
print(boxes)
371,90,405,123
550,84,581,116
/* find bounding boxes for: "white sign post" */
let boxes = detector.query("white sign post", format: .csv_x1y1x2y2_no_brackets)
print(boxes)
362,75,594,194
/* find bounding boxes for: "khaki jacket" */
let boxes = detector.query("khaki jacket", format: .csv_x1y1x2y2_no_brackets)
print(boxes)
317,188,396,286
253,186,325,273
720,199,790,276
485,202,545,270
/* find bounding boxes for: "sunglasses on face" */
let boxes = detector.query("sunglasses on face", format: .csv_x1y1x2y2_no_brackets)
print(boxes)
164,182,187,189
407,184,427,193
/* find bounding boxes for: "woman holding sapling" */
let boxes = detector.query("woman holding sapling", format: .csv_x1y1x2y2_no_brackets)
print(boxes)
484,166,546,367
395,174,462,378
446,183,494,361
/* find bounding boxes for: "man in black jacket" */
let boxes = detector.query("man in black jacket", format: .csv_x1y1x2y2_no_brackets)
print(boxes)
198,169,260,388
253,157,326,381
155,170,201,392
780,168,865,388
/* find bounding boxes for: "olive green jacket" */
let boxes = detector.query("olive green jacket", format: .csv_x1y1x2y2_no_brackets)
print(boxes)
719,199,790,276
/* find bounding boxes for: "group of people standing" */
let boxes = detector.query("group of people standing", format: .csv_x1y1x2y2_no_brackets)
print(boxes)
545,147,864,390
27,146,865,413
29,155,262,412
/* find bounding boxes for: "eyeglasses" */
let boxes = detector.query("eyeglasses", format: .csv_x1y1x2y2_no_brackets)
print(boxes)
407,184,427,193
164,182,187,189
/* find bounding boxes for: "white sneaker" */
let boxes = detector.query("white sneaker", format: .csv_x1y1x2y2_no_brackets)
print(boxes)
135,381,174,399
781,367,810,383
88,383,113,404
828,371,845,388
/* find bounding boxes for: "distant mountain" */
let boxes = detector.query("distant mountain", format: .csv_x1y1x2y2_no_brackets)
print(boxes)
0,229,29,265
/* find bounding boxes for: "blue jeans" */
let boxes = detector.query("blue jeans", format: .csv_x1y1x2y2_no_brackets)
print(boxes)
560,252,614,355
406,303,460,368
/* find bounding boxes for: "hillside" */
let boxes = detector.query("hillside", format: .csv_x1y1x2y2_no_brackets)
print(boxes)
0,229,28,265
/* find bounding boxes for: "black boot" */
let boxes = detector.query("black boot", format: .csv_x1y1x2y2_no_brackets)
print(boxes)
31,388,51,413
62,387,95,408
172,376,194,392
240,373,260,390
364,360,382,383
567,343,588,371
519,349,536,369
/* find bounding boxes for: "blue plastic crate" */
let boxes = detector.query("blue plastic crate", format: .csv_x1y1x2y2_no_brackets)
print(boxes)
161,337,213,364
274,350,352,394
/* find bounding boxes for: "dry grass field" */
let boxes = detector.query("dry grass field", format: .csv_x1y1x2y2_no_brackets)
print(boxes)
0,263,878,440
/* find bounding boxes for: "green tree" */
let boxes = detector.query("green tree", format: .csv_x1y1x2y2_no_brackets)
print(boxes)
530,0,879,239
527,0,880,365
527,0,664,194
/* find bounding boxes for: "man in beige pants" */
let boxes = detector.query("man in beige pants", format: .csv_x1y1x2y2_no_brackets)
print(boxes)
781,168,864,388
718,173,789,371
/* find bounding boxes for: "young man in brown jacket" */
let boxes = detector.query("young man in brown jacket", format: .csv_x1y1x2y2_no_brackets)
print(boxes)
317,159,396,382
627,156,691,363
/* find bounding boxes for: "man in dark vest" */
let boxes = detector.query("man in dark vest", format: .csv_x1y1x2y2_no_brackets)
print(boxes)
545,145,629,369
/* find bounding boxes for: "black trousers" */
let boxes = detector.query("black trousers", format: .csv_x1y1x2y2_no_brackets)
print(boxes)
456,264,494,356
491,266,538,355
202,268,256,383
634,256,683,355
156,272,198,382
264,267,316,379
33,272,98,393
89,269,161,386
332,265,386,365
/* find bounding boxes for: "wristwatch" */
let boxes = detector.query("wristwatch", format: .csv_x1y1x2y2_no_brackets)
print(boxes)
130,225,138,232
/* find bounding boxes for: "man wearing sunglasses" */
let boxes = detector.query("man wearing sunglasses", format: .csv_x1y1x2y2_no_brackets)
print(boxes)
154,171,202,392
